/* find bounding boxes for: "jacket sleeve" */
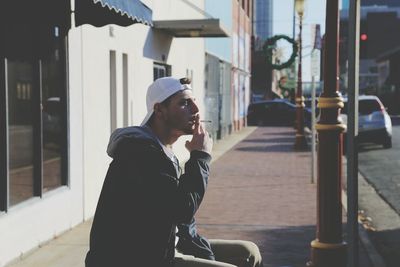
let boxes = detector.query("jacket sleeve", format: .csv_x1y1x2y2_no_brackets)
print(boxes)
174,150,211,223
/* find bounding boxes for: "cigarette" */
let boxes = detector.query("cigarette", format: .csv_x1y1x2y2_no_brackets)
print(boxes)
200,120,212,123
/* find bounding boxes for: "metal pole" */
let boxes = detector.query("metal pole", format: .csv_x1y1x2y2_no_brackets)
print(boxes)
293,3,296,40
294,14,308,150
307,0,347,265
347,0,360,266
0,57,9,212
311,75,316,184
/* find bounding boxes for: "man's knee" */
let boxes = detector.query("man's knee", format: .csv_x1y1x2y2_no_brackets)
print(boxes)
174,253,237,267
209,240,263,267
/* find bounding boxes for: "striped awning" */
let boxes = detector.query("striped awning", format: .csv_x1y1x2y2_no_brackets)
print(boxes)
75,0,153,27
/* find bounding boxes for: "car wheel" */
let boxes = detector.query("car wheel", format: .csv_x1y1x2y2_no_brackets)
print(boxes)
383,137,392,149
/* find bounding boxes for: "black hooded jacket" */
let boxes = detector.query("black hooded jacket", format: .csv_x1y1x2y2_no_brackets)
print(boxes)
85,126,212,267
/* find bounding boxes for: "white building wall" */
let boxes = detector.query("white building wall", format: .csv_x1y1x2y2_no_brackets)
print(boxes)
1,0,208,265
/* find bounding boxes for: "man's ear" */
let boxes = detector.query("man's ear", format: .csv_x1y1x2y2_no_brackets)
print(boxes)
153,103,165,119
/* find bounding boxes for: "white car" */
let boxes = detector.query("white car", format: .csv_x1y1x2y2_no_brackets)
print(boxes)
341,95,392,148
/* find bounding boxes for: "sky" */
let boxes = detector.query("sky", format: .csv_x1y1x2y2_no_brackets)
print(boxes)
272,0,329,82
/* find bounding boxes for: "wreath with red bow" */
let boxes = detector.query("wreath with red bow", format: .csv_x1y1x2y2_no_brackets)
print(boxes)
263,35,298,70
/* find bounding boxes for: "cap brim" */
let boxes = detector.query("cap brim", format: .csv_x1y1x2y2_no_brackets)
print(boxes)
140,110,153,126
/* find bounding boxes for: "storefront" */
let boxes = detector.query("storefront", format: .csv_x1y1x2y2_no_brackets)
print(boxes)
0,1,152,265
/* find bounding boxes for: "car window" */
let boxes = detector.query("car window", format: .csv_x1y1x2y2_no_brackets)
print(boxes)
359,100,381,115
341,99,382,115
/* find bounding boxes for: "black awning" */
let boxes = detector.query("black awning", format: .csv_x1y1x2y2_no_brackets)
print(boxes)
0,0,71,32
75,0,153,27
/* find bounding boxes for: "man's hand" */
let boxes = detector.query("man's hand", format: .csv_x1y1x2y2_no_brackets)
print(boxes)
185,120,213,154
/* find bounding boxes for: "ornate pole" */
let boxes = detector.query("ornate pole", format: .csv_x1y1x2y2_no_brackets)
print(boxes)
294,0,307,150
307,0,347,266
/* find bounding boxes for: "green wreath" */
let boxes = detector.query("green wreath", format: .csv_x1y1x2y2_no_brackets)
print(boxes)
263,35,298,70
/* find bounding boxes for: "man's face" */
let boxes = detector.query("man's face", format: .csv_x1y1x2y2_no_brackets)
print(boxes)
162,90,199,135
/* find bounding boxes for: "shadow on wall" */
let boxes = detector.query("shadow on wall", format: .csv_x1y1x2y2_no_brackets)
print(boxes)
143,29,172,61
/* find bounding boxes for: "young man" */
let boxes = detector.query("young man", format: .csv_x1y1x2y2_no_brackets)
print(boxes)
85,77,263,267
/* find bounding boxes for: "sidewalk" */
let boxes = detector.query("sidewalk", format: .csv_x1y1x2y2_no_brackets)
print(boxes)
7,126,374,267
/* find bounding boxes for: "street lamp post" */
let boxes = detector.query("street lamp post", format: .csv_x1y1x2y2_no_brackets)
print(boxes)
294,0,308,150
307,0,347,266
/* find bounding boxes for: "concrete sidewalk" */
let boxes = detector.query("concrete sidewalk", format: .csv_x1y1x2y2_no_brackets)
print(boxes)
7,126,375,267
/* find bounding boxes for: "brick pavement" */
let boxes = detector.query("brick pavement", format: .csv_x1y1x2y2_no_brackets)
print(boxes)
195,126,373,267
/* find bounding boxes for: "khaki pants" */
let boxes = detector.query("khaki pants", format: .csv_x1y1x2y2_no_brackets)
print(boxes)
174,239,263,267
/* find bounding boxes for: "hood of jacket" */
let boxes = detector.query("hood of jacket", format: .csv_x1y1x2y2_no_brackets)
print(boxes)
106,126,160,158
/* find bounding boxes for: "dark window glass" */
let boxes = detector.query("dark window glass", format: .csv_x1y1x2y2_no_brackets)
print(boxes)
42,26,66,192
359,99,381,115
153,63,171,81
8,60,35,205
2,23,67,207
342,99,382,115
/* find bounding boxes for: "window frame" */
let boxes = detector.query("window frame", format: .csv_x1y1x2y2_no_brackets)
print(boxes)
0,26,69,211
153,62,171,81
1,58,9,212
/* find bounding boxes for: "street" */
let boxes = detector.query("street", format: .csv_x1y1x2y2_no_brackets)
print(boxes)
358,117,400,267
358,118,400,215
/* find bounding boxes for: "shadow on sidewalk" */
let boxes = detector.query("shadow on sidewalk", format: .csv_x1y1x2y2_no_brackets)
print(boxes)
242,137,294,143
235,143,305,153
198,224,315,267
262,131,296,136
369,228,400,267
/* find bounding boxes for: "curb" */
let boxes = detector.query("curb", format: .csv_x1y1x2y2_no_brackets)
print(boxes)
342,183,387,267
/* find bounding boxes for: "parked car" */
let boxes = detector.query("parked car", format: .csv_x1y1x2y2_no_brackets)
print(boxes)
341,95,392,148
304,98,320,117
247,99,311,127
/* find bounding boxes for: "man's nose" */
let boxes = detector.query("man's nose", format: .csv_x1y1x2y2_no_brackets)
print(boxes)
191,101,199,113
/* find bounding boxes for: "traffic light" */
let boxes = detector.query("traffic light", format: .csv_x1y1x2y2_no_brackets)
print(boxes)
360,33,368,58
360,33,368,41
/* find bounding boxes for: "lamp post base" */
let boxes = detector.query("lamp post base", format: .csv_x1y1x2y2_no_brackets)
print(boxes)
294,134,308,150
306,240,347,267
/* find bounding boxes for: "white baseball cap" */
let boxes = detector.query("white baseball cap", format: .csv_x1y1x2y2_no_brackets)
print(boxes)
140,77,192,126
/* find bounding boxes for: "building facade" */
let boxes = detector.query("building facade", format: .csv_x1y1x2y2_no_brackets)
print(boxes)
250,0,274,100
204,0,233,139
254,0,273,50
339,5,400,94
232,0,253,130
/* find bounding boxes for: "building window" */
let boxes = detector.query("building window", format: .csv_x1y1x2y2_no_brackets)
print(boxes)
153,63,171,81
1,23,68,210
110,50,117,133
122,53,129,127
